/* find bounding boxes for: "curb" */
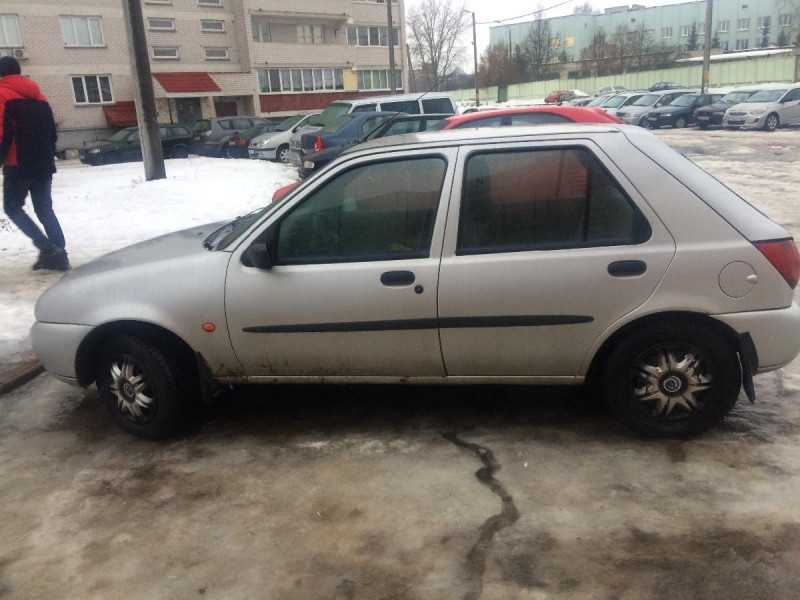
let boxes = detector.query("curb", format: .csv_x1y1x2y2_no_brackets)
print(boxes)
0,360,44,396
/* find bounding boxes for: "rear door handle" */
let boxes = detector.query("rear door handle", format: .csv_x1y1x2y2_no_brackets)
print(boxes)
608,260,647,277
380,271,415,286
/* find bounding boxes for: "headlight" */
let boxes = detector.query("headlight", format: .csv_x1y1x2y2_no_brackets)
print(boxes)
749,107,767,115
253,138,271,148
714,111,724,116
303,161,314,169
88,149,101,154
662,113,672,117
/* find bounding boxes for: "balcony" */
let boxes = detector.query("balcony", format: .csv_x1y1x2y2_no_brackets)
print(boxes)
248,1,351,26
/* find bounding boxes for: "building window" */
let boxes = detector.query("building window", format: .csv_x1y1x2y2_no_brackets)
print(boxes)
201,19,225,32
298,25,323,44
257,68,344,93
145,0,172,4
0,15,22,48
198,0,222,5
737,18,750,30
698,23,705,34
152,46,179,59
346,25,399,46
253,22,270,42
61,16,105,47
718,20,730,32
147,18,175,31
758,16,770,29
779,14,792,27
662,27,673,38
720,40,729,51
357,69,403,91
204,47,228,59
736,38,749,49
680,25,690,37
71,75,113,104
565,36,575,47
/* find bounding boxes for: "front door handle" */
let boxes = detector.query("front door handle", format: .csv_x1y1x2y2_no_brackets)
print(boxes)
608,260,647,277
380,271,415,286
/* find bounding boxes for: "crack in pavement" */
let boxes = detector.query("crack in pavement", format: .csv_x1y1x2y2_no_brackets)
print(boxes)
442,431,521,600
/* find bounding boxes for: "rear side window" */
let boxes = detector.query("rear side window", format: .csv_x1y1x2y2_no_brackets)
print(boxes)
453,115,504,129
509,112,571,126
218,120,233,130
193,120,211,133
351,103,377,113
172,126,191,136
422,98,454,114
457,148,647,255
380,100,421,114
231,118,252,130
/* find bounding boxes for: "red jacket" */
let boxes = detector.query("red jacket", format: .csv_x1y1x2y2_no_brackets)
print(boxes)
0,75,50,168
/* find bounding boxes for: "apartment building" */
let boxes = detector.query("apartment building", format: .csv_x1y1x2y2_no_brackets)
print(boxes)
0,0,406,150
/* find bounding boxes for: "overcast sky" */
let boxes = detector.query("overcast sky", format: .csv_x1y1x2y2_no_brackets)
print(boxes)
404,0,685,69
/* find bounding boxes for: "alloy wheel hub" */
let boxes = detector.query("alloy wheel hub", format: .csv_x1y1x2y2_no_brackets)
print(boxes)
109,357,155,421
633,348,712,418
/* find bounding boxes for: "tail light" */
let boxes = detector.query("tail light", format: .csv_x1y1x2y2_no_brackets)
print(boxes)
754,239,800,289
314,136,323,152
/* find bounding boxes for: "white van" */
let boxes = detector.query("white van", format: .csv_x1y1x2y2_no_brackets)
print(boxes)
287,93,456,166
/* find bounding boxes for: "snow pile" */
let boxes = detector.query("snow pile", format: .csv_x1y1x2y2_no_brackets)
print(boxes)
0,157,297,368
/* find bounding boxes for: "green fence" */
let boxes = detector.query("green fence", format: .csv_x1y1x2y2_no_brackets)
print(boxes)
449,55,796,103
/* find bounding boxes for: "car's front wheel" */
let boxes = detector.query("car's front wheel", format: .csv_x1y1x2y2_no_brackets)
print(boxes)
276,144,290,164
602,320,741,438
96,335,196,439
764,113,780,132
674,116,687,128
171,145,189,159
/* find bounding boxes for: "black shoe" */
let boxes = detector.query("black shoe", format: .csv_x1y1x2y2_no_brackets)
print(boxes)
33,249,71,272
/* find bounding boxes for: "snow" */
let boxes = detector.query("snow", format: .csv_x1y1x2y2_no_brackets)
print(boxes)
0,156,297,369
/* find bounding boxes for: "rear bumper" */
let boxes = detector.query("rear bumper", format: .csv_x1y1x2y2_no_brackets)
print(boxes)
713,302,800,373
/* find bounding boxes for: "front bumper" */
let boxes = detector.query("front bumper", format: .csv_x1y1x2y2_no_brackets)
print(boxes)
695,113,725,126
79,153,104,166
645,115,673,128
713,302,800,373
618,113,646,126
248,147,277,160
30,322,94,385
723,113,767,129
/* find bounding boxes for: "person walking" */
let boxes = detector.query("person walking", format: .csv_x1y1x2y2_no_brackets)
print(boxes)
0,56,69,271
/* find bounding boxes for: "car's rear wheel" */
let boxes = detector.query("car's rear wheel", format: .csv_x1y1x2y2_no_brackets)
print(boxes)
171,145,189,159
602,320,741,438
104,152,122,165
764,113,780,132
640,118,651,129
96,335,196,439
674,116,687,128
276,144,290,164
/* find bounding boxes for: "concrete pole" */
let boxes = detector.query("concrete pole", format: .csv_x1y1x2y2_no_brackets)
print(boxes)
122,0,165,181
701,0,713,93
388,0,397,94
472,12,480,107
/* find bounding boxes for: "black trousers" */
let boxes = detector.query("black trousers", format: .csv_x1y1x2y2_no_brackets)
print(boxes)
3,170,65,252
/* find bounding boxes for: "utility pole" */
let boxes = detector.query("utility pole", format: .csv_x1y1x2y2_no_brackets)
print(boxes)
701,0,713,93
472,12,479,106
387,0,397,93
122,0,165,181
407,43,416,92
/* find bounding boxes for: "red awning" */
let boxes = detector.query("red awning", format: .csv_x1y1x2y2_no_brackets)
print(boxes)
103,101,137,127
152,72,221,93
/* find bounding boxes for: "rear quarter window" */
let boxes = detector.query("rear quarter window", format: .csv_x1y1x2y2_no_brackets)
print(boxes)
422,98,455,114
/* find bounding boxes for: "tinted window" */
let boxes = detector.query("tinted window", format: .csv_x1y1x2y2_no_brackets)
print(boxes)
360,115,392,138
276,157,446,264
231,118,252,130
172,126,191,136
783,89,800,102
380,120,425,136
311,102,352,126
380,100,420,114
509,112,571,125
320,115,353,133
351,103,377,113
422,98,454,114
633,94,660,106
458,148,643,255
453,115,504,129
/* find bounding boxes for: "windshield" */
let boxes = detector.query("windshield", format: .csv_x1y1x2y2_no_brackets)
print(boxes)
720,91,754,103
748,89,787,102
107,129,134,142
669,95,697,107
602,95,629,108
275,113,306,132
321,115,353,133
309,103,352,127
633,94,660,106
588,95,611,106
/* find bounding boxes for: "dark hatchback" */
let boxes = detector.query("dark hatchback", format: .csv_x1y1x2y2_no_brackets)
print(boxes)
226,121,280,158
644,93,723,129
79,124,193,166
297,111,398,167
298,114,448,179
693,88,763,128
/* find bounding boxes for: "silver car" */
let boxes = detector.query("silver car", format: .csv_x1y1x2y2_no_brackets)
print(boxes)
248,111,319,163
598,92,647,117
32,125,800,440
615,90,696,126
722,84,800,131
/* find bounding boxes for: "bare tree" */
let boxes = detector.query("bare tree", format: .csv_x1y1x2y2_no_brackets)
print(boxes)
608,22,632,72
520,13,557,80
407,0,470,91
478,42,521,87
580,28,609,75
629,22,656,71
573,2,599,15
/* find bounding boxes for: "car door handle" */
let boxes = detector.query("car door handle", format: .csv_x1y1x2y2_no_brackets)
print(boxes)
608,260,647,277
380,271,415,286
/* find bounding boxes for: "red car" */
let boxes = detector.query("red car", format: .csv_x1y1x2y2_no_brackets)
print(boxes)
435,106,624,130
545,90,565,103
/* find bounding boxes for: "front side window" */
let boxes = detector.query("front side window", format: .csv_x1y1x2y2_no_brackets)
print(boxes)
276,157,447,264
61,16,105,46
457,148,646,255
71,75,113,104
0,15,22,47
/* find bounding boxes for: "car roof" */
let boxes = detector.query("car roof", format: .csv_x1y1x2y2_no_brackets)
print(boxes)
442,106,621,125
384,113,452,122
329,92,452,105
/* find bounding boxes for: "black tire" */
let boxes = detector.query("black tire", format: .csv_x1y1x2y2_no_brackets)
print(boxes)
674,116,687,129
171,145,189,159
602,320,741,438
104,152,123,165
96,335,196,439
276,144,290,164
764,113,780,132
640,118,651,129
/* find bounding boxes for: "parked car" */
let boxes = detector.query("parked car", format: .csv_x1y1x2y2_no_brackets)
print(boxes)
431,106,623,130
643,93,724,129
616,90,696,127
597,92,647,116
544,90,589,104
286,93,456,166
586,93,617,107
249,111,320,163
693,88,763,129
226,121,280,159
79,124,193,166
33,125,800,440
598,85,627,94
649,82,685,92
293,111,400,168
722,84,800,131
191,116,270,157
565,98,594,107
298,114,449,179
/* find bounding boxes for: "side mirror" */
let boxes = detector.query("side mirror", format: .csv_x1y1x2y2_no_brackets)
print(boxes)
242,223,278,270
292,126,299,133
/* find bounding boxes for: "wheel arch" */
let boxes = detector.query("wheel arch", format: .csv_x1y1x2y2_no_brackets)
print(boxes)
75,320,197,386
